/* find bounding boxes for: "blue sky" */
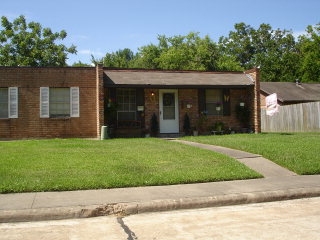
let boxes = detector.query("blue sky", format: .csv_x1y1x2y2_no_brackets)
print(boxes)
1,0,320,65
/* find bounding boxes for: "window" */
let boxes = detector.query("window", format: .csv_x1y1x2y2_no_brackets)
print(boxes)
40,87,79,118
0,88,8,118
116,88,136,121
0,87,18,119
50,88,70,117
163,93,175,120
205,89,223,116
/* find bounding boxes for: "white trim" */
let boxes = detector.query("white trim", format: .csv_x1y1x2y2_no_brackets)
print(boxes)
40,87,49,118
159,89,179,133
8,87,18,118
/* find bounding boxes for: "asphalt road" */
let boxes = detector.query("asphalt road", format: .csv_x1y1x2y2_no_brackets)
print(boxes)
1,197,320,240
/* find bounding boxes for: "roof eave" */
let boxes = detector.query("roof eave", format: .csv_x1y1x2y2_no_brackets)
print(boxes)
104,83,253,88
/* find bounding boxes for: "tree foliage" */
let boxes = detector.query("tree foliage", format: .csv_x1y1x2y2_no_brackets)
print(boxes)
103,48,134,68
0,15,76,66
102,32,242,71
297,24,320,82
2,15,318,83
72,61,91,67
219,23,300,81
155,32,218,70
99,22,320,82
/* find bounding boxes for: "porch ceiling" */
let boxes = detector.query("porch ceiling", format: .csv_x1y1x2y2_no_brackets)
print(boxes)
104,70,254,88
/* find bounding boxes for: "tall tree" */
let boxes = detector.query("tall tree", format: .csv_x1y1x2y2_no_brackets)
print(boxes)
103,32,242,71
130,32,243,71
103,48,135,68
72,61,92,67
219,23,299,81
133,44,161,69
0,15,76,66
219,23,255,69
156,32,219,70
298,23,320,83
251,24,300,81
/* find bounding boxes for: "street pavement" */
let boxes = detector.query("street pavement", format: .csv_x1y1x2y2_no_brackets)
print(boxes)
1,197,320,239
1,140,320,223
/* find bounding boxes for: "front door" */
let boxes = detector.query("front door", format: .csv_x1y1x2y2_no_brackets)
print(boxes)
159,89,179,133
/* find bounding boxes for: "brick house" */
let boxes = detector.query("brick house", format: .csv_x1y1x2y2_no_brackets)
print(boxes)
0,65,260,139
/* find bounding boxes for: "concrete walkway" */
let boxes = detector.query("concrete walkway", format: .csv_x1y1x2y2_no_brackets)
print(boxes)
1,140,319,223
174,140,297,178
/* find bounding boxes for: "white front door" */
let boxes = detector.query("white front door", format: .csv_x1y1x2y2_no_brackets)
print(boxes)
159,89,179,133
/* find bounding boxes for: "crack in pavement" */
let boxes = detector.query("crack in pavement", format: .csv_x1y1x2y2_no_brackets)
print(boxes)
117,217,138,240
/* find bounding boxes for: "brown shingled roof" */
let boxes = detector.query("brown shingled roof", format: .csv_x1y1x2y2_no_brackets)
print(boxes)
260,82,320,103
104,69,254,88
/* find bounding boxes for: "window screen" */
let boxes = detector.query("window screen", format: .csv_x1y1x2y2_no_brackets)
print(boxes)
49,88,70,117
116,88,136,121
0,88,8,118
206,89,223,116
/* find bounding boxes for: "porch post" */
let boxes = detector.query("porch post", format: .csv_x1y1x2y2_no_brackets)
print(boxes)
245,68,261,133
96,64,105,138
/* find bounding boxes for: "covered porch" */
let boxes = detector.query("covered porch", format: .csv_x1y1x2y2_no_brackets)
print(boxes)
103,68,260,138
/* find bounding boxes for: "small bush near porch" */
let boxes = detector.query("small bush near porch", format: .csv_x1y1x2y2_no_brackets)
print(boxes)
0,138,260,193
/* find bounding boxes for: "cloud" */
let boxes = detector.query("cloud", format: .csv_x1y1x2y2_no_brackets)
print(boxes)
78,49,93,55
67,48,105,65
78,49,104,56
292,30,307,39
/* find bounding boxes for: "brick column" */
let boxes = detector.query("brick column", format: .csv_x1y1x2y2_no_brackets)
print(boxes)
96,64,104,138
245,68,261,133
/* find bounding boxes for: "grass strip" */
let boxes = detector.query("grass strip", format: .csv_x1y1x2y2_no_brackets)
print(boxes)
182,132,320,175
0,138,260,193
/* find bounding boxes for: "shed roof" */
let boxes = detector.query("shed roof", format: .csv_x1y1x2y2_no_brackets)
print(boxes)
104,69,254,88
260,82,320,103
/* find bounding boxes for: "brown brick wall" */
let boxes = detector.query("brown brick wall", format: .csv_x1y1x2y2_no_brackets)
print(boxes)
105,69,261,136
0,67,100,139
96,65,105,138
245,68,261,133
1,67,260,139
142,87,255,135
144,88,159,131
178,88,253,133
178,89,199,132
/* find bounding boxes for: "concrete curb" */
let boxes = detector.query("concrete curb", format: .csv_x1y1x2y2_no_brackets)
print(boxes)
2,187,320,223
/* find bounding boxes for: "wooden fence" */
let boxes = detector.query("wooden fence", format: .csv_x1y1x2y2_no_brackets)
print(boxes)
261,102,320,132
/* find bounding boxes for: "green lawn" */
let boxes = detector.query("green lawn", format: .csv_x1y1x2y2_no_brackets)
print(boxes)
0,138,261,193
183,132,320,175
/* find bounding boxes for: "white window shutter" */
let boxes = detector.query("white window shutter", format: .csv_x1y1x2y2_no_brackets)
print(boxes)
8,87,18,118
70,87,79,117
40,87,49,118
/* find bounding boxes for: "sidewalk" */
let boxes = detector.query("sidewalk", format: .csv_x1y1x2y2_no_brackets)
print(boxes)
1,140,320,223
